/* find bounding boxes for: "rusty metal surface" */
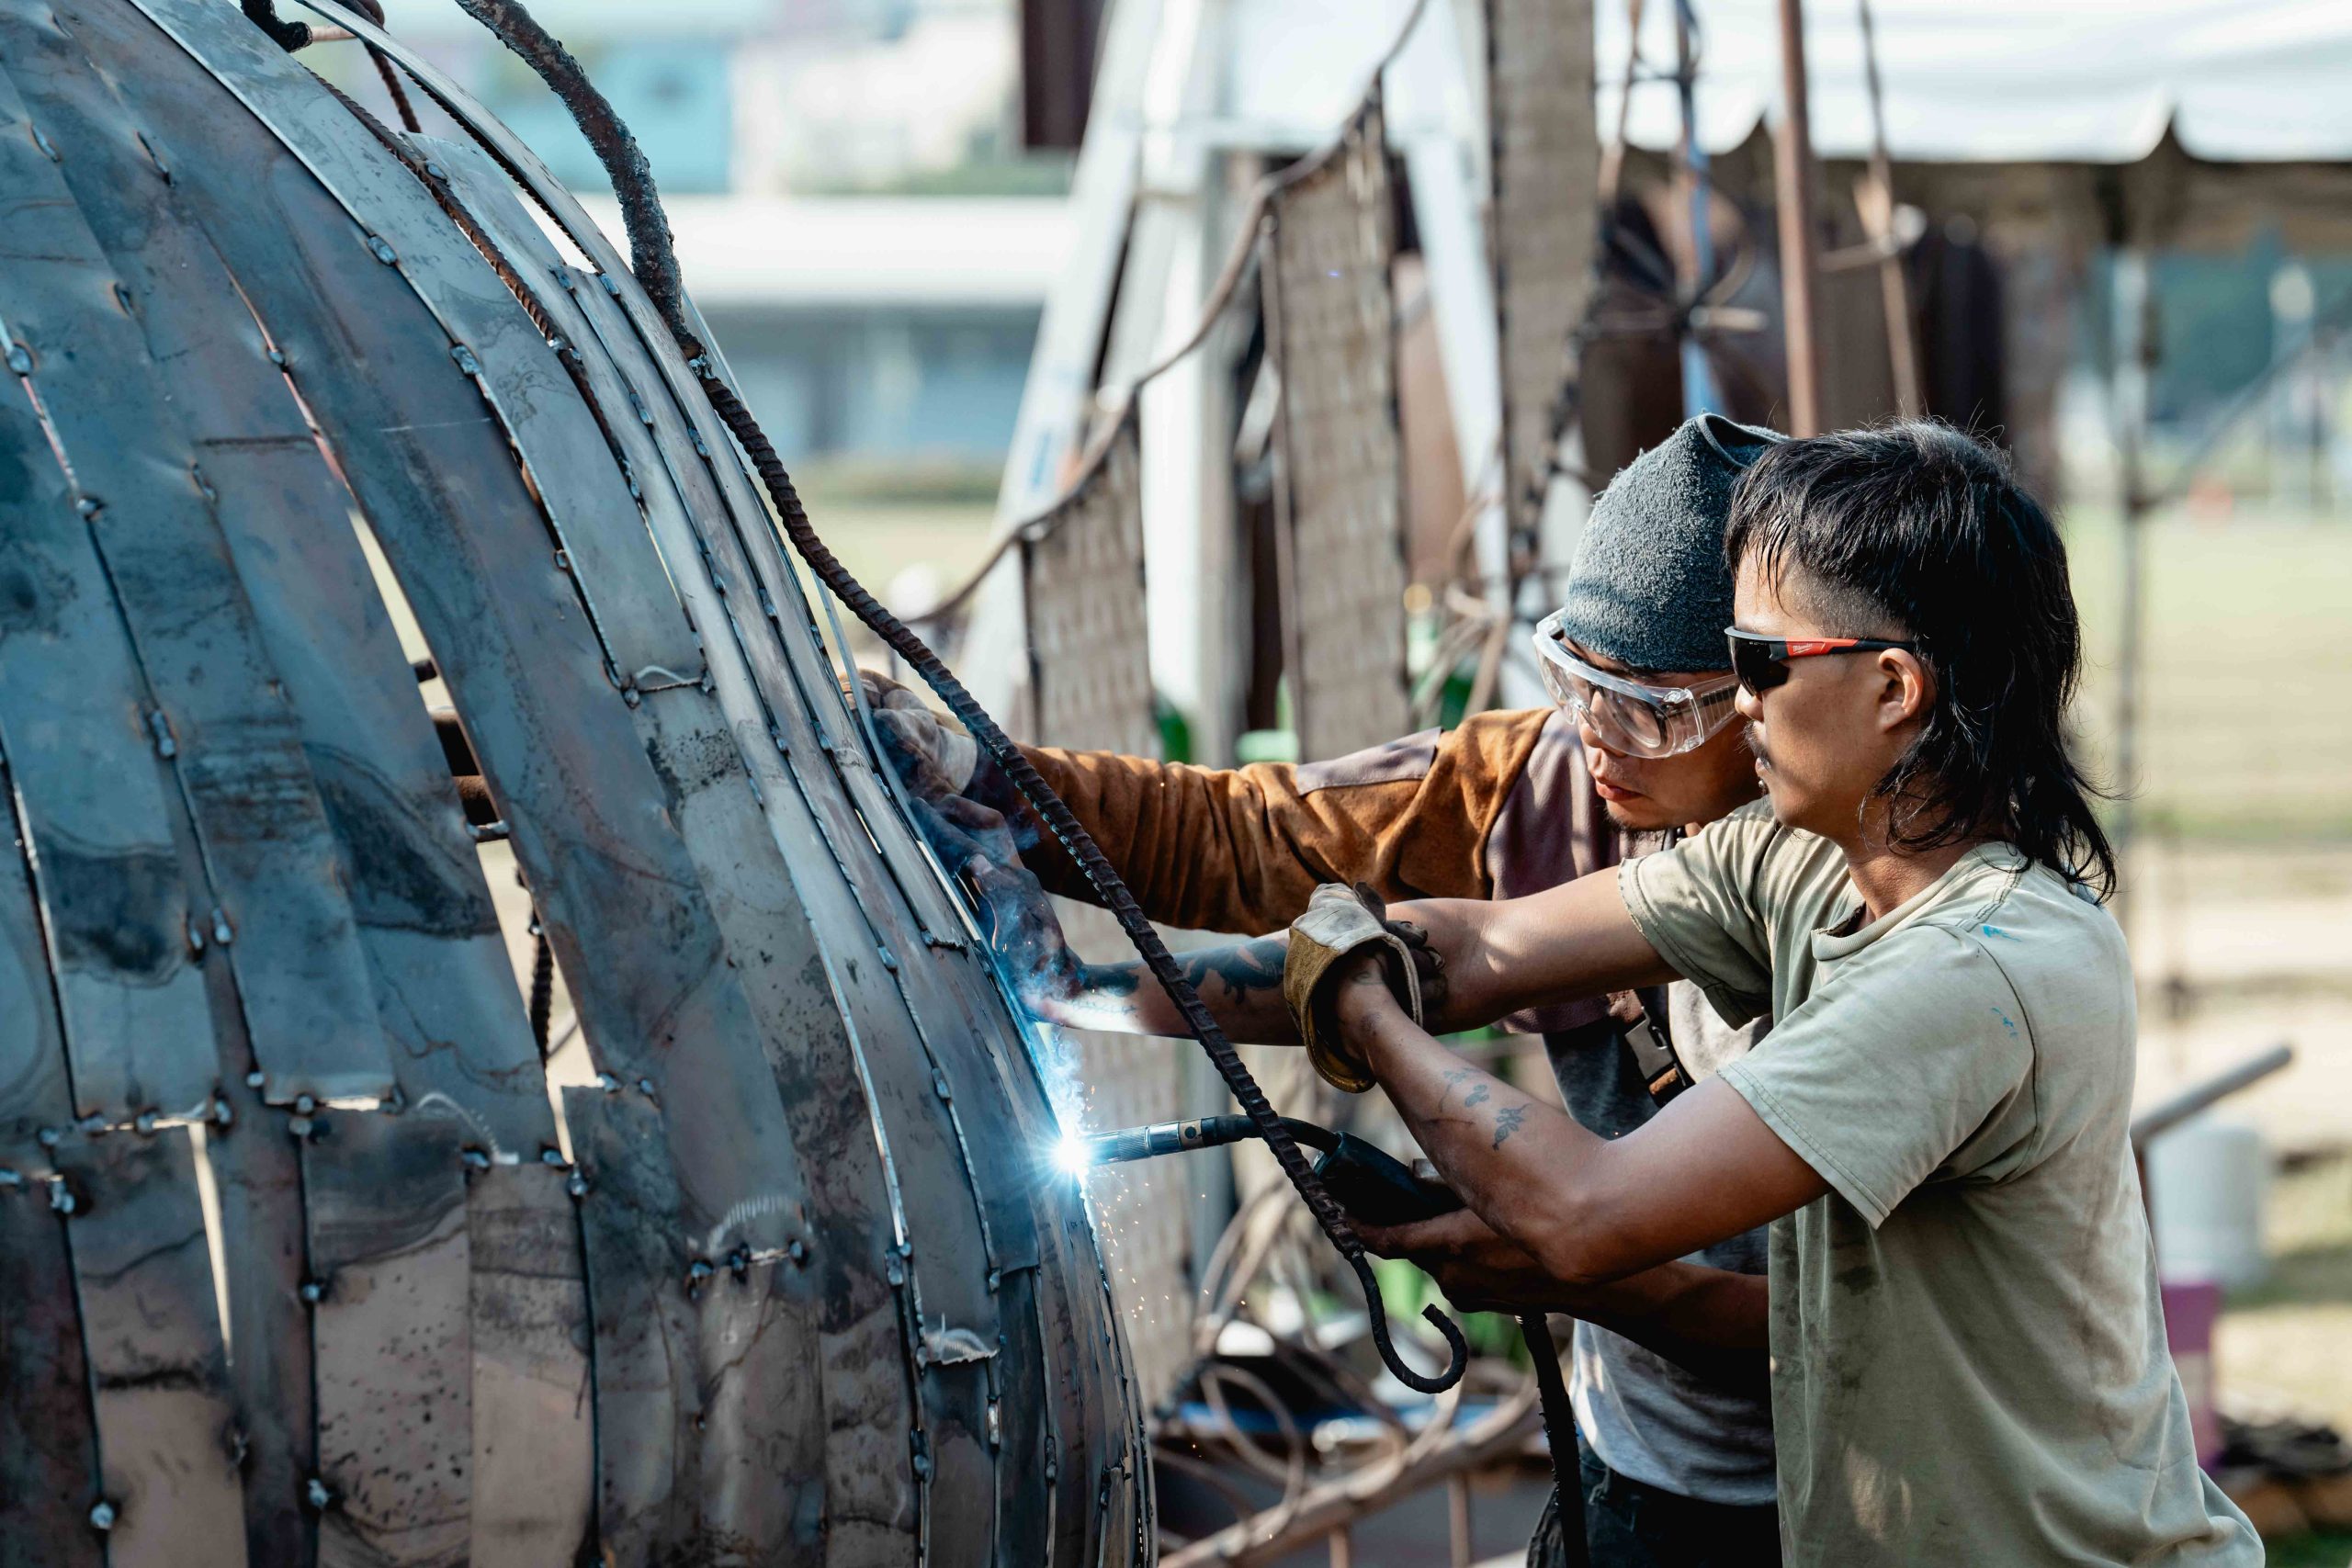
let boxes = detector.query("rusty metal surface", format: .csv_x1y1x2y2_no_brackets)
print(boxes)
1487,0,1599,535
304,1111,473,1567
1265,104,1411,761
0,0,1149,1561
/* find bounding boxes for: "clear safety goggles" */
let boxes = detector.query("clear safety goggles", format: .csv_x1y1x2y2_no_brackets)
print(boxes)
1531,609,1743,760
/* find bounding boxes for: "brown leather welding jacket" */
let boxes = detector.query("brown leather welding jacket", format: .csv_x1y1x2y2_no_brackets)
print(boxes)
991,706,1620,1037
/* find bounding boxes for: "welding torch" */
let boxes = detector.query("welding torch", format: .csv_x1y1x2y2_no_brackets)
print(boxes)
1063,1113,1465,1227
1067,1111,1589,1562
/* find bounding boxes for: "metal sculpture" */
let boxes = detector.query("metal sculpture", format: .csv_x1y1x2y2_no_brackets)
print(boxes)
0,0,1150,1560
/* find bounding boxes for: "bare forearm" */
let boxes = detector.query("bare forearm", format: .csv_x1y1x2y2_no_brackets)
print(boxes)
1045,871,1669,1043
1033,937,1302,1043
1343,973,1825,1283
1549,1262,1770,1390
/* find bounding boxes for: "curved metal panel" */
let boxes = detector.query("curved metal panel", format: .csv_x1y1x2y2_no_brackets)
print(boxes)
0,0,1151,1561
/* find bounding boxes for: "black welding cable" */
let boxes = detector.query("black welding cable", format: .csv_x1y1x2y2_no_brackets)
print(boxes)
405,0,1466,1394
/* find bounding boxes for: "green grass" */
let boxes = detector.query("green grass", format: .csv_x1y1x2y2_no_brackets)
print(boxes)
2264,1529,2352,1567
2061,502,2352,841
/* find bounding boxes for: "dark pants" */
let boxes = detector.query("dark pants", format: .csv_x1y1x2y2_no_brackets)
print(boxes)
1525,1441,1781,1568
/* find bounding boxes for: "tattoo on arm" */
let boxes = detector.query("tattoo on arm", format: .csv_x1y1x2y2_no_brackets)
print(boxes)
1176,938,1287,1000
1463,1084,1490,1108
1490,1104,1527,1149
1438,1066,1477,1109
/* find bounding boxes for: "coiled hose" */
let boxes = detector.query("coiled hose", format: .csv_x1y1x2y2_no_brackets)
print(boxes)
319,0,1470,1395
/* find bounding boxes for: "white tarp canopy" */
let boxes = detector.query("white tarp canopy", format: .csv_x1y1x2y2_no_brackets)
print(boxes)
1599,0,2352,164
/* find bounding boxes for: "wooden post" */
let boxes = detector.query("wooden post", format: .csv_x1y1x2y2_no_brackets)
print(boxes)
1773,0,1825,434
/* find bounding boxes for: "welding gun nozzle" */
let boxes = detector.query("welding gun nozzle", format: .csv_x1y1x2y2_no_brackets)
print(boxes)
1074,1113,1339,1169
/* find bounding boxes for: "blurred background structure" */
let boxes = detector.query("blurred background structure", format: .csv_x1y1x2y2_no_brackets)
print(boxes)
339,0,2352,1560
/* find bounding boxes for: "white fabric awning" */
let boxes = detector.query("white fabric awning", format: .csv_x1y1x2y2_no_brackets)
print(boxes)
1600,0,2352,164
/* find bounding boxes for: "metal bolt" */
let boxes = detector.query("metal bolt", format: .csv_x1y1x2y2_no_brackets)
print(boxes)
539,1146,565,1168
424,160,447,180
552,548,571,572
266,347,287,367
37,1127,60,1148
598,273,621,297
366,235,397,265
635,1077,654,1098
293,1094,316,1116
31,124,60,162
459,1148,491,1170
287,1115,313,1140
449,344,481,377
87,1500,115,1531
932,1070,951,1101
690,428,709,457
111,282,133,314
5,342,30,374
245,1069,266,1089
210,909,233,945
595,1072,621,1094
48,1179,75,1215
132,1112,155,1134
77,496,103,522
787,1238,808,1266
305,1477,332,1511
300,1279,326,1303
212,1097,233,1128
187,917,207,956
886,1258,905,1287
565,1171,588,1198
145,709,174,757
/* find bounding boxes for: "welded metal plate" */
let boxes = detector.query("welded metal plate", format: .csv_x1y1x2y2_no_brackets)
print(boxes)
0,53,390,1111
0,0,1149,1562
304,1111,472,1566
1488,0,1600,536
54,1128,247,1568
0,392,222,1122
0,762,102,1568
1266,105,1412,761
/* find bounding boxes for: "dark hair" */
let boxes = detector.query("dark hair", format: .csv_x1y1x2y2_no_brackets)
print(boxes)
1723,422,2117,898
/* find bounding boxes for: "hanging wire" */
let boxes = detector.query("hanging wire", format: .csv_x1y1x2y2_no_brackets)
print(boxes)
273,0,1467,1395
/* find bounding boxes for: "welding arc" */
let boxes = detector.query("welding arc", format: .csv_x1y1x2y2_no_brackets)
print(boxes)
390,0,1470,1396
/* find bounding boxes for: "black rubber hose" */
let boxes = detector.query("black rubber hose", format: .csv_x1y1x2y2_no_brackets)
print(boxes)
430,0,1466,1394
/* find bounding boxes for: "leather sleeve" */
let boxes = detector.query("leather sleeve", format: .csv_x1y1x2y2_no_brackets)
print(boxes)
982,708,1560,935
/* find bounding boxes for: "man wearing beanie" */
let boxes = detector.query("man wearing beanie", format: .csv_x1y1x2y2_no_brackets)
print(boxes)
865,413,1785,1567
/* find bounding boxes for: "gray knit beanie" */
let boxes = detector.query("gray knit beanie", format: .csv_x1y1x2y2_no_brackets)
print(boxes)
1552,413,1785,672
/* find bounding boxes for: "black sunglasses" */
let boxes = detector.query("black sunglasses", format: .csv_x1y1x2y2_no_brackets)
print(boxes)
1725,628,1918,694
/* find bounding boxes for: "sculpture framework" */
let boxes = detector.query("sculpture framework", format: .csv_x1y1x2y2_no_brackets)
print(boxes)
0,0,1149,1562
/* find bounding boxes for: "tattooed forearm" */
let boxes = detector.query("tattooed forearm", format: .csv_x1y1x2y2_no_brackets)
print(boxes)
1177,937,1288,999
1036,934,1299,1040
1490,1104,1527,1149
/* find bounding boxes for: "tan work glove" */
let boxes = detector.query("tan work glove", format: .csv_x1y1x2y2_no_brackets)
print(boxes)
854,669,979,801
1283,884,1445,1092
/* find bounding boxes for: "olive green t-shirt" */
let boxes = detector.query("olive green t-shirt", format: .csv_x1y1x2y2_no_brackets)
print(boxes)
1620,801,2258,1566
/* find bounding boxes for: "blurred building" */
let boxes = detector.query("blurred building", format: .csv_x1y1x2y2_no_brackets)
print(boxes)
368,0,1068,469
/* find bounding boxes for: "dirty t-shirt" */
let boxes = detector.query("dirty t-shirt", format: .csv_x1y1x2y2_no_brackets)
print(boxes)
1620,802,2259,1566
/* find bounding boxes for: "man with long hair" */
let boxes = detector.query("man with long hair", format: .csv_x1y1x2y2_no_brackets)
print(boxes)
876,414,1788,1564
1030,423,2259,1562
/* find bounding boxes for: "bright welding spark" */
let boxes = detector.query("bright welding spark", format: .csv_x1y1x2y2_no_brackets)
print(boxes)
1052,1132,1094,1178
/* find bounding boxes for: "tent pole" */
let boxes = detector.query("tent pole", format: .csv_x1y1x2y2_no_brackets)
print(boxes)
1772,0,1825,434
